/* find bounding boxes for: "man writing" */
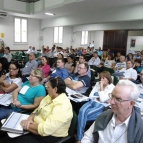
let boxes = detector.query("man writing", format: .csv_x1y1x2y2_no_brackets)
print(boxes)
81,80,143,143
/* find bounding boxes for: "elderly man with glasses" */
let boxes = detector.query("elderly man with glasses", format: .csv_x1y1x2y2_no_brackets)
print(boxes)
81,80,143,143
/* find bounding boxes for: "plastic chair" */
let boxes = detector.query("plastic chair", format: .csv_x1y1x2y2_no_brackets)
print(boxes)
55,110,77,143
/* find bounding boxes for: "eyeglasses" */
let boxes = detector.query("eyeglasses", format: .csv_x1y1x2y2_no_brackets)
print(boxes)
108,93,131,104
9,68,17,71
78,67,85,70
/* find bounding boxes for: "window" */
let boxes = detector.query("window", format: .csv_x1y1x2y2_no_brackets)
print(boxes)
54,27,63,43
81,31,88,45
14,18,27,43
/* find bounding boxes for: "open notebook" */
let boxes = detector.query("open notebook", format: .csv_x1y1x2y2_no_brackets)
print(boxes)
0,94,12,106
1,112,29,135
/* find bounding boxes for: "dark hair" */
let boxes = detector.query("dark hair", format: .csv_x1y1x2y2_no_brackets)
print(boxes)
99,71,112,84
79,63,89,72
68,55,75,62
57,58,65,63
134,59,141,65
0,57,9,76
42,56,49,64
5,47,10,51
80,54,86,60
9,61,22,78
49,77,66,94
93,51,98,54
58,53,64,59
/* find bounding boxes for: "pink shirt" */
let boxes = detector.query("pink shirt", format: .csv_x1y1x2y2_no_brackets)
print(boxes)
38,64,50,77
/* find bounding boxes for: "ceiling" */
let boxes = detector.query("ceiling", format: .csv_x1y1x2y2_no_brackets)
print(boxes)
16,0,40,3
1,0,143,22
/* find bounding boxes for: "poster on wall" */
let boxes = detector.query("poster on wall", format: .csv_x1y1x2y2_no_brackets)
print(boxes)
1,33,5,38
130,39,136,47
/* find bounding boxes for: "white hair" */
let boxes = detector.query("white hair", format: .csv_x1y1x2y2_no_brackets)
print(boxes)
117,80,139,101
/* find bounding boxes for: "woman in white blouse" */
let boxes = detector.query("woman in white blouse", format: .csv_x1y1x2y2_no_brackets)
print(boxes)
77,71,115,142
0,61,22,94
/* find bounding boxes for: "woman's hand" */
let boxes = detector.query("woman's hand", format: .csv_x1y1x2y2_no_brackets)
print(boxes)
100,81,104,90
20,119,34,130
12,100,21,107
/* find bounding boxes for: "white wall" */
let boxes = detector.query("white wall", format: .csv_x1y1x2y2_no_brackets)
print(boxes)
90,31,104,49
127,36,143,52
0,16,40,50
42,26,72,49
127,31,143,52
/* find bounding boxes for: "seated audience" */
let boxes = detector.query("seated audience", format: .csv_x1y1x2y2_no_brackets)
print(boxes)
115,52,121,63
141,53,143,66
101,51,108,62
65,55,75,74
74,55,91,77
48,46,56,58
0,62,22,94
0,57,9,77
88,51,100,66
31,46,37,54
21,52,38,82
26,45,32,54
97,47,103,57
134,59,143,73
114,55,126,72
3,47,12,62
126,53,134,63
38,56,50,78
65,63,91,94
138,69,143,97
104,54,115,68
0,77,73,143
120,60,137,81
0,68,46,120
134,51,141,59
53,47,63,57
43,58,69,82
76,71,115,142
81,80,143,143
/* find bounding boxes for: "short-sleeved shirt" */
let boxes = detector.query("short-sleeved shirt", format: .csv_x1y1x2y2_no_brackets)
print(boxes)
69,74,91,93
11,81,46,111
115,62,126,69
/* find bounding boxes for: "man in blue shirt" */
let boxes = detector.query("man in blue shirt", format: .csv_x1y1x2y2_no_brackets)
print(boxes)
44,58,69,82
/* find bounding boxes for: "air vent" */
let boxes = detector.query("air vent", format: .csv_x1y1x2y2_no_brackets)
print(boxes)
0,12,7,18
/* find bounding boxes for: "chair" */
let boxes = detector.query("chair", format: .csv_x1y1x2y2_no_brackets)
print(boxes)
55,110,77,143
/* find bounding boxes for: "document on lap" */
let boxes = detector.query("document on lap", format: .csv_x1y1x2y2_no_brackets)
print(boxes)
0,94,12,106
1,112,29,137
66,87,89,102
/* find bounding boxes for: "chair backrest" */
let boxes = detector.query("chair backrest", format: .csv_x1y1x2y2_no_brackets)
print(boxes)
68,110,77,136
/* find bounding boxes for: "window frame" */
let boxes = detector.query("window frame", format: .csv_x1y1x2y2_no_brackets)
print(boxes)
81,31,88,45
53,26,63,44
14,17,28,44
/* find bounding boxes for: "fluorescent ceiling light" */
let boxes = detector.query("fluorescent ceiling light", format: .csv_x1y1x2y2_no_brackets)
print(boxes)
45,13,55,16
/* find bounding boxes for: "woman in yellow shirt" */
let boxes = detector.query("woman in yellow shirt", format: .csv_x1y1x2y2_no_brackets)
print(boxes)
0,77,73,143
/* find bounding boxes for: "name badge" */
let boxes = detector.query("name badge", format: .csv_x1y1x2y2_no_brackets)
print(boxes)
19,85,30,95
52,70,56,74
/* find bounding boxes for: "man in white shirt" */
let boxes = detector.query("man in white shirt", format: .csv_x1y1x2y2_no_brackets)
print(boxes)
81,80,143,143
88,51,100,66
121,60,137,81
89,41,95,48
31,46,37,54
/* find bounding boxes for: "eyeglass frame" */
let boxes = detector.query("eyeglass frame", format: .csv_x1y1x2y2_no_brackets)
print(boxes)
108,93,132,104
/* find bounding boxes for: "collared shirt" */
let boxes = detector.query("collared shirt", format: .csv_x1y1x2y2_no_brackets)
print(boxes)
98,114,130,143
81,114,130,143
88,57,100,66
123,68,137,80
21,59,38,75
33,93,73,137
89,82,115,102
